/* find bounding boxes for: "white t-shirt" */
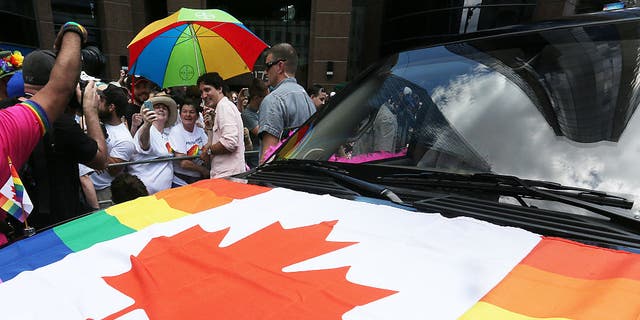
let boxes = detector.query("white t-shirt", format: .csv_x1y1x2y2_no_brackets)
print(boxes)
128,126,173,194
90,122,135,190
168,124,208,186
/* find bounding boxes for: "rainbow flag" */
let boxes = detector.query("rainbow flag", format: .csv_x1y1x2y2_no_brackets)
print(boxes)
0,179,638,319
186,144,200,156
165,142,174,154
0,157,32,222
166,143,200,156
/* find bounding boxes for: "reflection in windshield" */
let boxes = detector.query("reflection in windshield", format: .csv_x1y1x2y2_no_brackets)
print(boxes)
277,21,640,212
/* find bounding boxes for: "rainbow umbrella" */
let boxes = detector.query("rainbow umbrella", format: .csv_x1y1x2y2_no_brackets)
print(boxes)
128,8,268,88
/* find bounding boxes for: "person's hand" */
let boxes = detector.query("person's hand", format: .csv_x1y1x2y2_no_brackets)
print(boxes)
118,69,128,86
141,108,157,124
54,22,88,50
203,109,215,130
82,80,99,112
200,144,211,161
131,113,144,128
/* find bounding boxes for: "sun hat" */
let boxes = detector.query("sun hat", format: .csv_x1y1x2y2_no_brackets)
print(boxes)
145,95,177,126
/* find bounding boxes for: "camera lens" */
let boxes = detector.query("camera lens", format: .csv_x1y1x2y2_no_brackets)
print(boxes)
81,46,106,77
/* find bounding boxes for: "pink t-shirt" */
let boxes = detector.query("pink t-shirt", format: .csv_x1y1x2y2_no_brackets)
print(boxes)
0,100,49,186
0,100,48,244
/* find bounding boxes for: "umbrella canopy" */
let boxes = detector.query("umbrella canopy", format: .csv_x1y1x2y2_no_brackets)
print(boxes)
128,8,268,88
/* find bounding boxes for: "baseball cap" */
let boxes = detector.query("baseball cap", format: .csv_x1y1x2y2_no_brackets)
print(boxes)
22,50,56,86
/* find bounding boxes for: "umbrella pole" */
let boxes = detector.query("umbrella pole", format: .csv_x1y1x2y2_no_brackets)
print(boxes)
131,68,136,103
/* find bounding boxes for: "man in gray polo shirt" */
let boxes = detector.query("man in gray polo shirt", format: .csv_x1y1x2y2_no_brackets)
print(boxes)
258,43,315,163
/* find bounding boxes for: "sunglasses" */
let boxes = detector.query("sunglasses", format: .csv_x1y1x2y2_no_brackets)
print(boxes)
265,58,286,70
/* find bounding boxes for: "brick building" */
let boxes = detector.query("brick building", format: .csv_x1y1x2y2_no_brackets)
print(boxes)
0,1,629,90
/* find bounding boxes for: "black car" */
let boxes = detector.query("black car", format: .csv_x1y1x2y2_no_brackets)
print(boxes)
3,8,640,320
241,8,640,252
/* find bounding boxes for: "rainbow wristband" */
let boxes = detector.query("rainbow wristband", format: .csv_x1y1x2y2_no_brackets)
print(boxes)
61,22,87,43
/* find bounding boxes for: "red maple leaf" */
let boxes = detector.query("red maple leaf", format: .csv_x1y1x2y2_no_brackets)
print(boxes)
103,221,396,319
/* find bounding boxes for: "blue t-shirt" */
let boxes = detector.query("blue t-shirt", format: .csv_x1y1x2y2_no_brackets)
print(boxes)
258,77,316,140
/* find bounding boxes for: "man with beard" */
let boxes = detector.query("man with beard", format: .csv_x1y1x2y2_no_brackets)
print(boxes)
90,83,135,205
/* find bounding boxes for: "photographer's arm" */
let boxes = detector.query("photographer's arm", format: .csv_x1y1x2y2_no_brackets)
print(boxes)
31,23,86,124
82,81,108,170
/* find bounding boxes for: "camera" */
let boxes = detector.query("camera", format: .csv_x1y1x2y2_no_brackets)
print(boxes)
81,46,106,77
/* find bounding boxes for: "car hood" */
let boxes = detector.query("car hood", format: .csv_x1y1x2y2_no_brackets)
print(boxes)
0,179,639,319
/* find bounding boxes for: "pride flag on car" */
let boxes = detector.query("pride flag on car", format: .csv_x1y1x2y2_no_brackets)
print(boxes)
0,157,32,222
0,179,639,319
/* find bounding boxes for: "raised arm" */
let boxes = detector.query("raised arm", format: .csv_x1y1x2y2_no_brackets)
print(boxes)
31,22,86,124
82,81,108,170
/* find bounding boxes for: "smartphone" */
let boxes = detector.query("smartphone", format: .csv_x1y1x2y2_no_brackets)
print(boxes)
143,100,153,112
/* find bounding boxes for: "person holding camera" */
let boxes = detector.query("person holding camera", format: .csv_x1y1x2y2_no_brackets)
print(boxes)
0,22,92,237
16,48,109,229
90,83,135,204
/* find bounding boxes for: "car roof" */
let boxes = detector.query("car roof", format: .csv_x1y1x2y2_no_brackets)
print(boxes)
381,7,640,56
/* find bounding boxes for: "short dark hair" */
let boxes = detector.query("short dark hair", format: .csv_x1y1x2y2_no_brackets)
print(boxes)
248,77,268,100
100,84,129,117
307,84,325,97
197,72,227,95
268,43,298,75
180,98,201,113
110,173,148,204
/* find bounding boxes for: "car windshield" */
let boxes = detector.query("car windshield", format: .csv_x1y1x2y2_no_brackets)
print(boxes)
274,18,640,213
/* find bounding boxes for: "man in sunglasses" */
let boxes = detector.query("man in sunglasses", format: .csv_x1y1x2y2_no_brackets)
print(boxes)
258,43,316,164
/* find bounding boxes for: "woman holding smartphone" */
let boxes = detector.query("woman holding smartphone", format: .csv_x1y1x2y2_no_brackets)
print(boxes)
127,95,177,194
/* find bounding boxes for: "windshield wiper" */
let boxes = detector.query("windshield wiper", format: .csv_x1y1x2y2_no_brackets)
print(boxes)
379,171,638,226
258,160,404,204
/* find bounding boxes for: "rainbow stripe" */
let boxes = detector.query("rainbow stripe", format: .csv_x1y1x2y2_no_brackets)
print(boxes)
9,158,24,205
19,100,50,136
186,144,200,156
1,157,27,222
165,142,174,154
0,179,270,282
0,194,20,218
166,143,200,156
460,237,640,319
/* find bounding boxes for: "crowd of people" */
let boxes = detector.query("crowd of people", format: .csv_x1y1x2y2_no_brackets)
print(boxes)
0,22,332,244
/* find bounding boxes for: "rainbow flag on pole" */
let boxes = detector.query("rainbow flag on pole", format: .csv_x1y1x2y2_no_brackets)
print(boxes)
0,157,33,222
